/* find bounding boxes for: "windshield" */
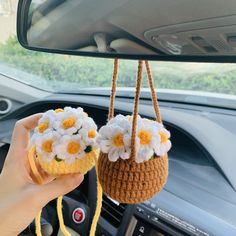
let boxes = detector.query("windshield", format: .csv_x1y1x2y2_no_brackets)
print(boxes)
1,2,236,101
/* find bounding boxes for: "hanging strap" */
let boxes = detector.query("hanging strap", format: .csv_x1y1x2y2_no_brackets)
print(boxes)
35,210,42,236
28,147,43,236
107,59,143,162
89,158,103,236
28,147,101,236
130,60,143,162
28,147,71,236
145,61,162,124
107,59,163,162
57,196,70,236
108,58,119,120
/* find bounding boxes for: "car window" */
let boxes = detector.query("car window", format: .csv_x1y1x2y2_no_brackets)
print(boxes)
1,1,236,97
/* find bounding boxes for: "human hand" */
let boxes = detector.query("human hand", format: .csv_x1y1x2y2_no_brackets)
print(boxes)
0,114,84,236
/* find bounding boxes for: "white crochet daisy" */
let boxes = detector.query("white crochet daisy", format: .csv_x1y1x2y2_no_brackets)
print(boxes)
154,126,172,156
79,117,98,148
108,114,129,126
54,135,86,164
53,107,85,135
136,119,161,163
35,131,60,162
98,114,171,163
108,115,132,141
35,110,56,134
98,122,131,162
64,106,84,116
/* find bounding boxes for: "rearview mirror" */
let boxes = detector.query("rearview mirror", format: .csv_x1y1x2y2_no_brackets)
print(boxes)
17,0,236,62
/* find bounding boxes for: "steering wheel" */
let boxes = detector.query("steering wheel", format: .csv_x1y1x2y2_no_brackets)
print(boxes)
21,168,98,236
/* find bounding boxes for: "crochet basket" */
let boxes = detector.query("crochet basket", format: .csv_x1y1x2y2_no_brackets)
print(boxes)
27,108,102,236
29,145,98,176
98,60,169,204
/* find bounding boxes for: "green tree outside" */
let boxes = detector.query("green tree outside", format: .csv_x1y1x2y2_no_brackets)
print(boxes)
0,36,236,95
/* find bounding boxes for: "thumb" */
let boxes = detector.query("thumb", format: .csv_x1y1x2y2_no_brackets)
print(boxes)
38,174,84,203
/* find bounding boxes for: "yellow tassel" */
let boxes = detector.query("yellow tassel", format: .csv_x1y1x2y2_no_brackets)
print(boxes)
89,157,103,236
57,196,71,236
28,146,103,236
35,210,42,236
28,145,44,236
55,156,103,236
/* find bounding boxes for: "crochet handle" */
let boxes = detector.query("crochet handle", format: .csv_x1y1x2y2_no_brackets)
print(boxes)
108,60,162,123
130,60,143,161
28,147,71,236
108,59,162,162
145,61,162,124
108,58,119,120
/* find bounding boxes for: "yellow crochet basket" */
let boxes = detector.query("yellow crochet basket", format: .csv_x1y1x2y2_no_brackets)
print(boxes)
28,107,102,236
30,145,98,176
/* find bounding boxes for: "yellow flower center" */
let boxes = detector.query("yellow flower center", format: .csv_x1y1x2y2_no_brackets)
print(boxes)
67,141,80,154
159,131,168,144
55,108,64,113
42,140,53,153
38,122,49,133
138,130,152,145
62,118,76,129
88,130,97,138
112,133,124,147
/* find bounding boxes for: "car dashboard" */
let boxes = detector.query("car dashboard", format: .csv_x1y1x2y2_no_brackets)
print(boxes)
0,93,236,236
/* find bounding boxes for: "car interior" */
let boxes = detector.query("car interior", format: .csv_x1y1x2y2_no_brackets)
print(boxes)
0,0,236,236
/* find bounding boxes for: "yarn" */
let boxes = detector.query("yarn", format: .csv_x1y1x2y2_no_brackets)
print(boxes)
97,60,169,203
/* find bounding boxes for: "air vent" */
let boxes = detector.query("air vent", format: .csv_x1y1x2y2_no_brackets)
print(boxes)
0,98,12,115
191,36,218,53
209,39,230,51
101,195,126,228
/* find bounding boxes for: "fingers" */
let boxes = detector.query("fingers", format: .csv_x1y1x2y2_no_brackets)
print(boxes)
28,157,55,185
38,174,84,203
11,113,42,150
